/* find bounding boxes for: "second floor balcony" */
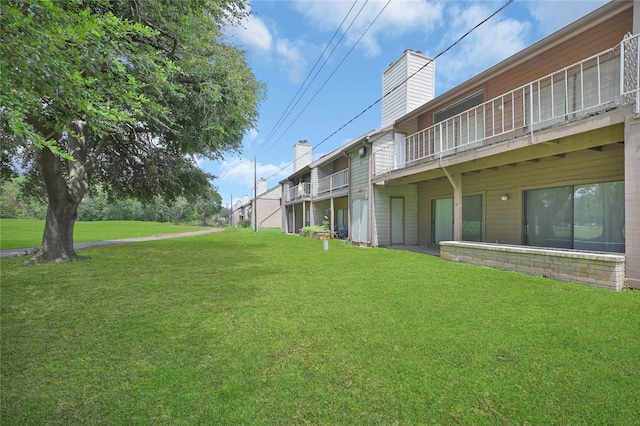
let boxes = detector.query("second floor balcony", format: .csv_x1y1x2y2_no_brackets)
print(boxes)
317,168,349,197
285,168,350,204
374,33,639,176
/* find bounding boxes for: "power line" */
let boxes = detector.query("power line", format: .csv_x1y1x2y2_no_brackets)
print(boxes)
261,0,514,182
266,0,391,153
257,0,362,152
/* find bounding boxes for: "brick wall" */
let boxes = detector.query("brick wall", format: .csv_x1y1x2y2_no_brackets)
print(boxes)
440,242,626,291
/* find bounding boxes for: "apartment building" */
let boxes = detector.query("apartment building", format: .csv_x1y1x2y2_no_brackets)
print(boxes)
281,0,639,289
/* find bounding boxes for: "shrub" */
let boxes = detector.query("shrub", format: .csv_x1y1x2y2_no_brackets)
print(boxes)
300,225,325,238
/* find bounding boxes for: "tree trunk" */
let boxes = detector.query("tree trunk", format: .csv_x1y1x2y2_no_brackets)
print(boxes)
25,121,90,265
199,206,207,226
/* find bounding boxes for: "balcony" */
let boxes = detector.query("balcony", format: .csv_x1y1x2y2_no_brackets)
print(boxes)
317,169,349,197
285,168,350,204
374,33,640,176
286,182,311,203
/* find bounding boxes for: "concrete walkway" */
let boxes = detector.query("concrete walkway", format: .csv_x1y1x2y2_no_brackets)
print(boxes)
0,228,224,259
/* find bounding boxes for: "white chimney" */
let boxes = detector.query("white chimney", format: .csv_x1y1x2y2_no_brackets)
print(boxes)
256,178,268,196
293,140,312,172
382,50,435,126
242,195,249,205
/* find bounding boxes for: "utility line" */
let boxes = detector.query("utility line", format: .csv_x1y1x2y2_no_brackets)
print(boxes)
267,0,391,153
262,0,514,182
261,0,369,153
257,0,361,152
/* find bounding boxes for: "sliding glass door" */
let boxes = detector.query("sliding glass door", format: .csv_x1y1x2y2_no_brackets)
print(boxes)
524,181,624,253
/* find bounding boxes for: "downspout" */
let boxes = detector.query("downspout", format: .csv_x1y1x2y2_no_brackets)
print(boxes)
340,148,352,241
364,136,374,246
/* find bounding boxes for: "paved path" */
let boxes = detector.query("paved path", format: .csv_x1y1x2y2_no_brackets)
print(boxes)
0,228,224,259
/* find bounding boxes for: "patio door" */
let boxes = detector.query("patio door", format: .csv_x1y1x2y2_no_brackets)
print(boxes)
432,198,453,244
391,197,404,245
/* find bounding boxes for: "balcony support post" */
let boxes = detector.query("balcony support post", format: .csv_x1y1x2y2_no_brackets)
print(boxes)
442,166,463,241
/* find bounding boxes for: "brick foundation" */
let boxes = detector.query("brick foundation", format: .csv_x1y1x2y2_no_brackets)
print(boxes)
440,242,626,291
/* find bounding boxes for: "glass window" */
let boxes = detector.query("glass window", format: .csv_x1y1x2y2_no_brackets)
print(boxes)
432,195,483,243
524,181,624,253
574,182,625,252
525,186,573,248
463,195,482,242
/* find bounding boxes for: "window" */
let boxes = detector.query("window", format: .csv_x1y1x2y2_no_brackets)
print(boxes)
524,181,624,253
462,195,482,242
431,195,483,243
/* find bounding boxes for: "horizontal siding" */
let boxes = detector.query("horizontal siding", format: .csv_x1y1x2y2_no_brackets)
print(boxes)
374,184,418,246
486,9,632,99
407,61,435,112
383,59,408,125
349,149,369,198
412,6,632,131
417,143,624,245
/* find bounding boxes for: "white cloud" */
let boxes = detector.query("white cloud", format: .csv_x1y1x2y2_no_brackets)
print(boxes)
292,0,444,57
525,0,608,35
227,13,273,51
276,39,308,83
434,3,530,91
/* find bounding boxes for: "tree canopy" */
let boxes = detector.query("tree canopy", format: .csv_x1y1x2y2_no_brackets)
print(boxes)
0,0,264,263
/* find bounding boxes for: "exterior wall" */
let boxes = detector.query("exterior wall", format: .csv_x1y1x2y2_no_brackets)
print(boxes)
256,198,281,229
334,155,348,171
624,115,640,288
373,184,418,246
412,3,632,129
311,168,319,198
417,141,625,246
441,242,626,291
382,50,435,126
349,144,370,243
293,141,312,172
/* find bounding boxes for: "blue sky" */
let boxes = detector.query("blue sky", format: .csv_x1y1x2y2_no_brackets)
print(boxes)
202,0,608,208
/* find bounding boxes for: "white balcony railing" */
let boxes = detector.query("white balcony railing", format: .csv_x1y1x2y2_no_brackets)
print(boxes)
318,169,349,195
374,33,640,176
287,182,311,203
285,169,349,204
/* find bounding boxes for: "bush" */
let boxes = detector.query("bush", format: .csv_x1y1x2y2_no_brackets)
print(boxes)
299,225,325,238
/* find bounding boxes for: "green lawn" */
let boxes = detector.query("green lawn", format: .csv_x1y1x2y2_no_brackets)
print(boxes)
0,219,207,250
1,228,639,424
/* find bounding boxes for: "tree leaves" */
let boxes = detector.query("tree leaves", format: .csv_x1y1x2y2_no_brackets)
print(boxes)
1,0,263,203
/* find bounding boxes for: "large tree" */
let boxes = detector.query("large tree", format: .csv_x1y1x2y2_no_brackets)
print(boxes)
1,0,263,264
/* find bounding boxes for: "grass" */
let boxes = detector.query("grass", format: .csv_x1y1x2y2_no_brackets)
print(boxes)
0,219,207,250
1,228,639,424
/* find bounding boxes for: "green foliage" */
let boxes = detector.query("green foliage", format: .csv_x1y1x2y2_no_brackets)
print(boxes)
1,229,639,424
1,0,263,204
300,225,326,237
0,177,47,219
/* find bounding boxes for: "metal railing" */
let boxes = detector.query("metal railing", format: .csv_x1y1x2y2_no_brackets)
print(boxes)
317,168,349,195
374,34,640,176
286,182,311,203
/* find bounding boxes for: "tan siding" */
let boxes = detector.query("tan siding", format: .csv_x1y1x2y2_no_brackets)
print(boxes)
334,155,348,171
417,144,624,245
374,184,418,246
